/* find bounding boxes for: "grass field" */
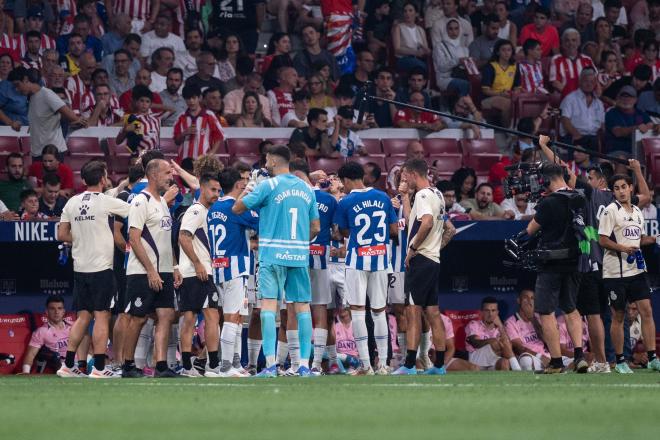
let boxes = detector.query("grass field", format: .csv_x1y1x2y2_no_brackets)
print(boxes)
2,371,660,439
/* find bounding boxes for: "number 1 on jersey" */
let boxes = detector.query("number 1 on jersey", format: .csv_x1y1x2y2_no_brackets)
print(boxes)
289,207,298,240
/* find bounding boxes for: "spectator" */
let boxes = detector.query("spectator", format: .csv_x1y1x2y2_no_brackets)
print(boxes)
440,95,483,138
216,33,246,90
173,84,224,160
564,139,594,177
549,28,597,99
371,67,397,128
59,33,86,76
392,2,431,72
262,34,294,91
481,39,519,129
335,308,359,360
583,17,623,70
0,64,29,129
637,77,660,115
365,0,393,65
431,0,474,48
107,49,135,97
436,179,470,220
465,297,517,370
21,31,42,70
37,173,66,218
387,140,425,194
27,144,74,196
102,13,132,56
0,53,13,82
175,29,204,80
18,189,48,220
40,49,61,81
518,38,547,93
234,91,272,128
623,29,655,74
604,85,656,154
395,67,432,109
600,0,628,40
559,68,604,149
451,166,477,202
64,52,96,113
281,90,310,128
116,85,161,153
337,49,375,98
469,13,501,69
83,83,125,127
12,67,85,157
78,0,105,38
626,302,648,367
432,18,471,97
267,66,297,127
494,1,517,46
289,108,332,157
252,140,272,170
102,34,142,81
202,86,229,127
150,47,175,93
500,193,536,220
557,313,592,365
460,182,515,220
330,105,367,157
185,52,224,93
394,91,446,132
294,24,339,82
56,14,102,61
14,7,56,58
505,289,549,371
632,39,660,81
598,50,622,91
224,71,272,122
45,67,73,109
518,6,559,57
118,68,166,114
0,152,31,213
602,64,653,107
425,0,445,31
139,14,186,64
308,73,334,111
560,1,595,44
362,162,382,188
0,0,13,37
208,0,265,54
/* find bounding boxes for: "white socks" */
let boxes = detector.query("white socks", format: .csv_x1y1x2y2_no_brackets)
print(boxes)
397,332,407,359
351,310,371,368
221,322,238,366
418,331,431,358
276,341,289,366
286,330,302,369
247,338,262,367
372,311,389,368
135,318,154,369
312,328,328,369
327,344,338,366
508,356,522,371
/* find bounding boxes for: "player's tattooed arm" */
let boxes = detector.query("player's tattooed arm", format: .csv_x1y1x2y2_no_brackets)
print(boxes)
440,220,456,250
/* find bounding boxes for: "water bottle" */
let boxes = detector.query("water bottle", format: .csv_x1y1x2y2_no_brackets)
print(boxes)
627,250,645,270
58,244,69,266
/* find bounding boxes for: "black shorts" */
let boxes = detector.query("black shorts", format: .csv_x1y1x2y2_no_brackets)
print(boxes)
72,269,117,313
178,276,219,312
404,254,441,308
125,273,176,317
112,252,127,315
603,273,652,311
577,270,608,316
534,271,581,315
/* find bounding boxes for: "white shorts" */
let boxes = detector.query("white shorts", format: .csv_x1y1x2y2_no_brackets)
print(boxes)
311,268,332,306
217,277,249,316
247,274,260,308
344,268,388,310
468,345,502,370
388,272,405,305
329,263,346,309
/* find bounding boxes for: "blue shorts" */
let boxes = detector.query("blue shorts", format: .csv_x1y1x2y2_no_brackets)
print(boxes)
259,264,311,303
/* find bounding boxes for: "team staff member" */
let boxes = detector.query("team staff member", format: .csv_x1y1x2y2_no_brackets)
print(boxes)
56,161,130,378
393,159,450,376
598,174,660,373
122,159,182,378
178,173,222,378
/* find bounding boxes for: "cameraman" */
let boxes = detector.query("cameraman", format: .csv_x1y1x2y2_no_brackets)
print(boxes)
525,136,589,374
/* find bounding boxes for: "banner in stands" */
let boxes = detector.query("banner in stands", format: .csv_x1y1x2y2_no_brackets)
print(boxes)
0,221,59,242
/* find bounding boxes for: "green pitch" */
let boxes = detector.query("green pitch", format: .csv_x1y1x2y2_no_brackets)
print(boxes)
2,372,659,439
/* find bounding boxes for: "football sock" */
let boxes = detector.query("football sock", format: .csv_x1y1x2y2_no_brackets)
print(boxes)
434,350,445,369
208,351,219,370
78,360,87,371
247,338,262,367
233,328,243,368
327,344,338,366
94,354,105,371
312,328,328,369
573,347,583,360
508,356,521,371
260,310,277,367
156,361,168,372
397,332,407,359
182,352,192,370
418,331,431,359
286,330,301,369
123,359,135,371
616,353,625,364
297,312,312,369
371,311,389,368
221,322,238,368
405,350,417,369
351,310,371,368
65,350,76,369
550,357,563,368
648,351,657,362
135,318,154,369
519,355,534,371
276,341,289,366
167,324,178,369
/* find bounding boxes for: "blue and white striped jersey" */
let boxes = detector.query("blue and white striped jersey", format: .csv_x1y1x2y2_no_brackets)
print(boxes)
310,189,338,270
390,203,408,273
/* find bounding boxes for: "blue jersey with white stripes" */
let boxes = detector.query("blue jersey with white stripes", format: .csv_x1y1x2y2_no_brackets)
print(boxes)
333,187,397,271
329,239,345,263
310,189,338,270
390,204,408,273
242,174,319,268
207,197,259,283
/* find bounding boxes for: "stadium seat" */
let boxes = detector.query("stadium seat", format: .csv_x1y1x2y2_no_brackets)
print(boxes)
66,137,103,156
428,155,463,175
32,312,76,327
232,156,258,167
19,136,31,154
464,153,502,174
385,157,404,173
0,136,21,153
0,314,32,375
421,138,461,155
159,138,179,157
649,154,660,189
107,139,132,156
444,310,480,352
67,155,105,173
226,138,262,156
108,155,132,175
382,138,418,156
361,138,384,156
460,139,499,156
72,172,86,192
268,138,290,146
642,138,660,166
346,155,386,170
309,157,344,173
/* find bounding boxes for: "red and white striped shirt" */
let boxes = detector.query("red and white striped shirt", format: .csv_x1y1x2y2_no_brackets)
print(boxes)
21,56,42,70
134,112,161,151
0,33,17,60
65,75,90,113
80,91,125,126
53,0,77,35
14,34,57,58
173,0,205,36
112,0,152,20
267,88,295,127
565,160,589,178
518,61,546,93
549,54,596,98
173,109,224,160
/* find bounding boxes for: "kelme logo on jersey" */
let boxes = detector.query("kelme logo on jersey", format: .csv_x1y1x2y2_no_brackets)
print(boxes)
623,226,641,239
75,204,95,221
160,216,173,230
